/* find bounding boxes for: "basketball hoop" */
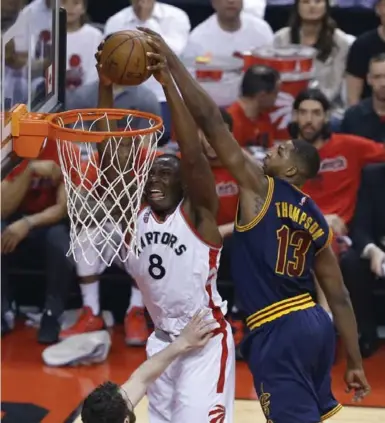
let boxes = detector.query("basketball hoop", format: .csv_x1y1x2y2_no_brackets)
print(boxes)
10,104,164,266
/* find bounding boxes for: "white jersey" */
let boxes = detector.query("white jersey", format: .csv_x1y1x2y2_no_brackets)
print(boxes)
127,202,227,336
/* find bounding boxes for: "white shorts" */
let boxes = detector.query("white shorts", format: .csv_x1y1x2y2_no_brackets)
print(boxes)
73,223,123,277
146,321,235,423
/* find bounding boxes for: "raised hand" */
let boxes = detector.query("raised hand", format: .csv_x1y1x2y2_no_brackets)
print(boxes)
146,50,171,86
137,27,172,57
94,42,112,87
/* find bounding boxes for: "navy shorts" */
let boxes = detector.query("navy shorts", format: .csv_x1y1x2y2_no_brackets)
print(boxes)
242,305,342,423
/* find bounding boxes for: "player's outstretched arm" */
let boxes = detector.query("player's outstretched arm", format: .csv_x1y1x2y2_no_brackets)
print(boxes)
139,28,265,195
314,246,371,402
73,311,217,423
146,45,219,222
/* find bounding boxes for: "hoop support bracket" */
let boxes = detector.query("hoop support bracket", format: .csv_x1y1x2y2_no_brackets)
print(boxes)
10,104,51,158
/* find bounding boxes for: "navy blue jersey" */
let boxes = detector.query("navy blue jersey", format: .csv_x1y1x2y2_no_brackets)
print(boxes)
231,176,332,330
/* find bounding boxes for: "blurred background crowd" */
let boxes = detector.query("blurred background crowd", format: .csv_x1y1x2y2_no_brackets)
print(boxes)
1,0,385,363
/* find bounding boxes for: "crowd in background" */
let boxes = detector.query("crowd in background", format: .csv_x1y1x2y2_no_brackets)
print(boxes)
1,0,385,363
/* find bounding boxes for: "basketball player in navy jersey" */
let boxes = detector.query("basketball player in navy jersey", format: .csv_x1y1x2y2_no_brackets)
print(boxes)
141,28,371,423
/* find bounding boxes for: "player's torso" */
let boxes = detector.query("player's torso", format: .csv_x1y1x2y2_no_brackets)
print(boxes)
232,177,330,329
128,203,225,335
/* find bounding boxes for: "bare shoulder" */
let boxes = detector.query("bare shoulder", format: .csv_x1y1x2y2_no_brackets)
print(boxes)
182,198,222,247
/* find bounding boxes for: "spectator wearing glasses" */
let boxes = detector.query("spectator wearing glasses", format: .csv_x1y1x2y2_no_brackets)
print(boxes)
341,53,385,143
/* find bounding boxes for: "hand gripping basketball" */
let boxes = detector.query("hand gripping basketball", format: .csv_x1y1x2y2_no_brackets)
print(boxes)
94,42,113,87
145,51,171,86
137,27,172,57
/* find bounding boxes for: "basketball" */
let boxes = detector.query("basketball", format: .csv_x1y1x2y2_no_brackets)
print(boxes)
100,30,153,86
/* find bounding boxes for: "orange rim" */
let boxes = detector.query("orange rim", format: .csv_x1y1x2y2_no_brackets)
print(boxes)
10,104,164,159
46,108,164,141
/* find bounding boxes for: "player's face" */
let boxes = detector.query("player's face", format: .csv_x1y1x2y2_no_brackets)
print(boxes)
294,99,327,143
368,61,385,101
60,0,85,25
257,81,280,111
298,0,327,22
263,141,296,178
145,157,183,213
212,0,242,20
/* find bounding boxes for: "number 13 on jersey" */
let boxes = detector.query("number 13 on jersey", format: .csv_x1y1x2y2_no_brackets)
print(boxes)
275,225,312,277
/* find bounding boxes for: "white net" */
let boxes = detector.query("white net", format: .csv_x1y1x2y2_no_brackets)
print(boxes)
55,111,163,266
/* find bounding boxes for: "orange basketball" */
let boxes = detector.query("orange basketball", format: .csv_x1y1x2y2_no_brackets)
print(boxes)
100,30,153,86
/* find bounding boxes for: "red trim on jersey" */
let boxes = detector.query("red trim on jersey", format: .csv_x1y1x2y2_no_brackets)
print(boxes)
206,248,228,394
180,204,222,250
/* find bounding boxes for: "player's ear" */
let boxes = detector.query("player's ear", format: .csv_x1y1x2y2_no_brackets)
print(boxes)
285,165,297,178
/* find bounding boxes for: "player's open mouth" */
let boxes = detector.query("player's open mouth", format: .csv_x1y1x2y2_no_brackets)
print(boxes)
148,189,165,200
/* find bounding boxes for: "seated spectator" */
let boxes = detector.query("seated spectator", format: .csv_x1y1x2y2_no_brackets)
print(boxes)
104,0,190,137
61,0,103,91
185,0,274,58
341,53,385,142
227,65,279,148
289,88,385,233
1,141,76,344
346,0,385,105
347,164,385,356
273,0,352,108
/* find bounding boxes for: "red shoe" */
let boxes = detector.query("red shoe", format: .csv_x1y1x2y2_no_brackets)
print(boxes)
59,307,105,340
228,316,245,348
124,307,149,346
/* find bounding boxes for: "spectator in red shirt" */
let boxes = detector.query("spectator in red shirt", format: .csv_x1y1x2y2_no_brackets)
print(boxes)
227,65,279,149
289,88,385,233
1,139,77,344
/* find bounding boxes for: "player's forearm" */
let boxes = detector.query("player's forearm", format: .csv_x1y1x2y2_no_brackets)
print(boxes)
121,337,191,407
97,82,117,132
328,291,362,368
26,204,67,228
162,78,201,159
1,165,33,219
167,52,224,139
26,184,67,228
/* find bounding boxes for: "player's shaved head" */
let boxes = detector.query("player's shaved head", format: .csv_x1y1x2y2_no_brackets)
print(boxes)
263,139,320,186
153,154,181,169
290,139,320,180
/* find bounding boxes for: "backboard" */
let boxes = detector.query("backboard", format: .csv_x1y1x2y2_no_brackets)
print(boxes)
1,0,66,179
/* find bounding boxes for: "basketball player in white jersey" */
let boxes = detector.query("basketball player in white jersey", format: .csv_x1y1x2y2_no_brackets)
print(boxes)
86,47,235,423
